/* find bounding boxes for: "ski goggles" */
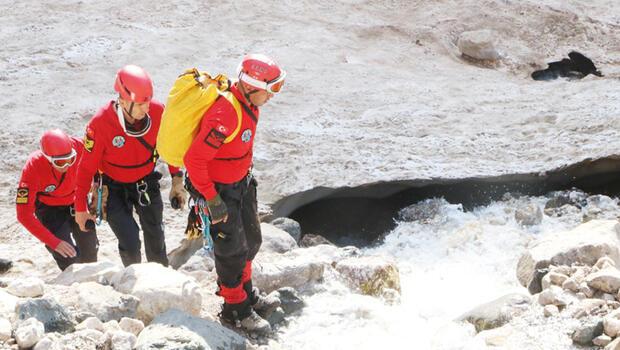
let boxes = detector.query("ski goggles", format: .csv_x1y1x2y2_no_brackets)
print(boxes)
239,70,286,94
44,148,77,169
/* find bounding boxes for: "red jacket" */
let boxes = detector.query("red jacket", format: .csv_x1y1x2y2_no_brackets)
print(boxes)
16,137,84,249
184,85,258,200
74,100,179,212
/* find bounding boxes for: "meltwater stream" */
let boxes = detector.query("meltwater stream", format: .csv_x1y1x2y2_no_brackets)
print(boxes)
275,192,620,350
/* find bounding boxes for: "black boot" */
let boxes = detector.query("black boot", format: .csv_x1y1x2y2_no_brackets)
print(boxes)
243,281,280,319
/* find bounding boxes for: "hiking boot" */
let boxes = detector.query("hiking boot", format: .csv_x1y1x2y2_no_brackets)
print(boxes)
221,299,272,334
239,309,272,334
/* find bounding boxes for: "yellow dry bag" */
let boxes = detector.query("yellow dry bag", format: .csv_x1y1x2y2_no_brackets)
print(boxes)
157,68,242,167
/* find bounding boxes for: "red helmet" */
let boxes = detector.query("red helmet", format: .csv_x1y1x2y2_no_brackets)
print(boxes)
237,54,286,94
40,129,72,157
114,65,153,103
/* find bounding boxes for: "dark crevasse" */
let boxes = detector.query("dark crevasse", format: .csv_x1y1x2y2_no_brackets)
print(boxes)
272,156,620,247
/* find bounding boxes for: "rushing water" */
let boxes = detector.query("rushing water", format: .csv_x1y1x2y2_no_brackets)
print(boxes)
276,191,620,349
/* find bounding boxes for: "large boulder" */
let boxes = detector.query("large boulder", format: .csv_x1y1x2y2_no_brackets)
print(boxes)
458,293,531,332
269,217,302,243
112,263,201,323
72,282,140,322
253,253,325,294
135,309,246,350
334,255,401,297
517,220,620,294
52,261,123,286
457,29,501,61
260,223,298,254
16,297,74,333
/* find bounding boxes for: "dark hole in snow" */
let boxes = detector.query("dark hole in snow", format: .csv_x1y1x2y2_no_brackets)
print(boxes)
273,156,620,247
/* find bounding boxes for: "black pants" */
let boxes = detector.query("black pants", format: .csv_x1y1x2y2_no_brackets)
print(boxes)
209,176,262,289
105,172,168,267
35,203,98,271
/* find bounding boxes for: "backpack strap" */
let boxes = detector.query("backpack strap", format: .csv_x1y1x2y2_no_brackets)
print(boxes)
217,91,243,144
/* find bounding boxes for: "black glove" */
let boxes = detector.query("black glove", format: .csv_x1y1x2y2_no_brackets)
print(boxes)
206,194,228,223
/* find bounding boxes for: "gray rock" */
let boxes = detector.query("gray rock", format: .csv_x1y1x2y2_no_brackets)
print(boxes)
299,234,334,247
515,203,543,226
458,293,531,332
253,254,324,294
180,255,215,273
517,220,620,294
16,297,74,333
275,287,305,315
572,320,604,346
269,217,302,243
74,282,140,322
538,286,570,306
267,307,286,327
136,309,246,350
457,29,501,61
260,223,298,254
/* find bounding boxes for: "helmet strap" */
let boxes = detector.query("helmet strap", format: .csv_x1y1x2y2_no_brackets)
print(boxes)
238,81,258,108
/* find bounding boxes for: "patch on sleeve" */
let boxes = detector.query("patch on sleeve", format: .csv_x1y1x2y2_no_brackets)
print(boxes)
15,187,29,204
84,135,95,152
204,126,228,149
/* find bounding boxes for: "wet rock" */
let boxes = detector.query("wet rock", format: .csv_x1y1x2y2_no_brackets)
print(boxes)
0,317,11,341
7,277,44,297
398,198,445,224
135,309,245,350
544,304,559,317
515,203,543,226
274,287,305,315
260,223,298,254
299,234,333,247
119,317,144,336
457,29,500,61
594,334,612,347
544,191,587,210
586,268,620,294
15,317,44,349
112,263,202,323
458,293,531,332
572,320,604,346
72,281,139,322
269,217,302,243
16,297,74,333
52,261,123,286
334,255,401,297
0,258,13,273
267,307,286,326
517,220,620,294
